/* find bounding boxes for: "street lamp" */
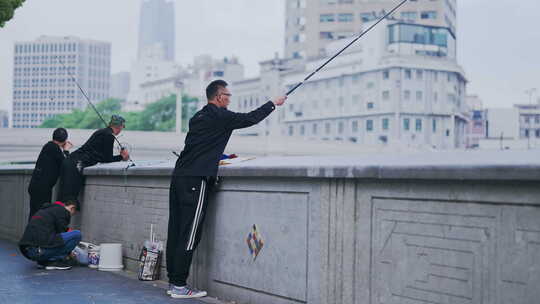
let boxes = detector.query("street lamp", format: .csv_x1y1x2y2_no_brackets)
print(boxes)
175,78,184,134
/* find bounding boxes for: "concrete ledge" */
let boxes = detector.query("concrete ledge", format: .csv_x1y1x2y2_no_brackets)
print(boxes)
3,150,536,181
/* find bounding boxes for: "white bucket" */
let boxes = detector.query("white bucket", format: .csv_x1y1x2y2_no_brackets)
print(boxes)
98,243,124,271
87,245,100,269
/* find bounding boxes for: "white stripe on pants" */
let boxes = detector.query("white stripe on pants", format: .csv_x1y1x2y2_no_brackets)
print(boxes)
186,179,206,251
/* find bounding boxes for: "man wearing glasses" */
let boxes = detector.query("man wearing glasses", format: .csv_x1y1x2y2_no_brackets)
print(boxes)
166,79,286,298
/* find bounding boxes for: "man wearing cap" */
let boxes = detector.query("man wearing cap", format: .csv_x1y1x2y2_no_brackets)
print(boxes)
59,115,130,201
28,128,72,220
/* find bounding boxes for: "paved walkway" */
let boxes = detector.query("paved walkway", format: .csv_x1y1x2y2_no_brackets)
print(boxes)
0,238,216,304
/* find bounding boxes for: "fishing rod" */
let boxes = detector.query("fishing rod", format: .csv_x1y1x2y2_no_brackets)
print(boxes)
56,56,136,168
286,0,409,96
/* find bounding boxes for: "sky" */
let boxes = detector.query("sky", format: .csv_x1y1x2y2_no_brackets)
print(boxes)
0,0,539,113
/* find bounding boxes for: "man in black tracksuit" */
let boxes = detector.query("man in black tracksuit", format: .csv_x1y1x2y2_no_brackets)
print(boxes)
59,115,129,202
166,80,287,299
28,128,72,220
19,200,81,270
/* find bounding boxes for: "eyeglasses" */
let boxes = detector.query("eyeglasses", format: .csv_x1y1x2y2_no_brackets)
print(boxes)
220,93,232,97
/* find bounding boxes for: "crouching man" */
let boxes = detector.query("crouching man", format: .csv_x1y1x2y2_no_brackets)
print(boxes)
19,200,81,270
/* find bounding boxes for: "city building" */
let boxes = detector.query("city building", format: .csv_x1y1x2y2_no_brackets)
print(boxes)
138,0,175,62
11,36,111,128
232,19,468,150
110,72,131,101
285,0,457,59
0,110,8,128
514,102,540,148
465,95,484,148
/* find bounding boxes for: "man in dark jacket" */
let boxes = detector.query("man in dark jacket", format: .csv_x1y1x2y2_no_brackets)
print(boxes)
19,200,80,270
59,115,130,201
28,128,72,220
166,80,287,298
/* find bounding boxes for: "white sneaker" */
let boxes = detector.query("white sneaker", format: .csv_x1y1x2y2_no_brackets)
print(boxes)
170,285,207,299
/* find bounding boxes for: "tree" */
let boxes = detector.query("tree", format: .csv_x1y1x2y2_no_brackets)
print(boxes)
39,95,200,132
0,0,25,27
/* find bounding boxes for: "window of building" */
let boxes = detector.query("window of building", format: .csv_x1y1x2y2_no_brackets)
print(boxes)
352,121,358,132
338,13,353,22
404,118,410,131
434,92,438,102
432,119,437,132
446,129,450,136
320,32,334,40
416,70,423,80
434,71,438,82
421,11,437,19
366,82,374,89
416,119,422,131
359,12,376,22
401,11,417,20
525,129,530,137
320,14,335,22
416,91,423,101
382,91,390,101
404,90,411,100
338,122,344,133
289,126,294,136
366,120,373,131
325,122,331,134
313,123,318,135
536,129,540,138
405,69,411,79
383,70,389,79
300,125,305,136
382,118,389,130
352,74,360,84
367,102,374,110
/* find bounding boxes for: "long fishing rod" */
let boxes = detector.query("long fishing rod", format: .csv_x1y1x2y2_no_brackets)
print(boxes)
286,0,409,96
56,56,136,168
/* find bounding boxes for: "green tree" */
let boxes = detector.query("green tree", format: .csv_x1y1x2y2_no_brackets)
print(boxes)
39,95,199,132
0,0,25,27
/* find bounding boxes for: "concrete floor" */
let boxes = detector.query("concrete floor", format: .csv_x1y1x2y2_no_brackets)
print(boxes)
0,238,216,304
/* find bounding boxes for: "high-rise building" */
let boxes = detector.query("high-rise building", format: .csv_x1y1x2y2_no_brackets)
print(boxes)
11,36,111,128
110,72,131,101
285,0,457,59
138,0,175,62
232,19,467,150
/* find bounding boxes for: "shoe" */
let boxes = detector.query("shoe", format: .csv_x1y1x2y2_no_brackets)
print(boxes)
166,283,172,295
36,261,48,269
45,260,72,270
170,285,207,299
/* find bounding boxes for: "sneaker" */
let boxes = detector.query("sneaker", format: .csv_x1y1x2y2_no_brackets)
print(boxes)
45,260,72,270
170,285,207,299
36,261,49,269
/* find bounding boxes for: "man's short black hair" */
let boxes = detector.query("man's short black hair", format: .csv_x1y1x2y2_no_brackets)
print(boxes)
206,80,228,101
52,128,68,142
64,199,79,210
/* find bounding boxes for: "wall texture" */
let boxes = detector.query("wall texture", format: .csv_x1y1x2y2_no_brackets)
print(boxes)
1,150,540,304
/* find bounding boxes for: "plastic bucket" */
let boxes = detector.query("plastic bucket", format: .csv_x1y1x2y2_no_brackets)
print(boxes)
98,243,124,271
88,245,100,269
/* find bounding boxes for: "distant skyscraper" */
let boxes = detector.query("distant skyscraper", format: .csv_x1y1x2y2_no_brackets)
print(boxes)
11,36,111,128
0,110,8,128
138,0,175,62
110,72,131,101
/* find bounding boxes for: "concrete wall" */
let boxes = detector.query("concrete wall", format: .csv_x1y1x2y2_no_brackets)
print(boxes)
1,150,540,304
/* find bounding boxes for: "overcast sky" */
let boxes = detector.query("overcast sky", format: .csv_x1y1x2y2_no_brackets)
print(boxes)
0,0,539,112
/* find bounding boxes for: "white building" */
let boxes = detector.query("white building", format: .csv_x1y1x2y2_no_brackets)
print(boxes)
231,19,468,150
285,0,457,59
11,36,111,128
110,72,130,101
124,44,180,111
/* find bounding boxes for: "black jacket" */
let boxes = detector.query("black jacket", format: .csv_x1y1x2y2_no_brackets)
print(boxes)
70,127,123,167
174,101,275,177
28,141,69,190
19,202,71,257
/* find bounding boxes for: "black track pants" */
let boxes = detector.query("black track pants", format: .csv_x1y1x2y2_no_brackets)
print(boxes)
166,176,213,286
